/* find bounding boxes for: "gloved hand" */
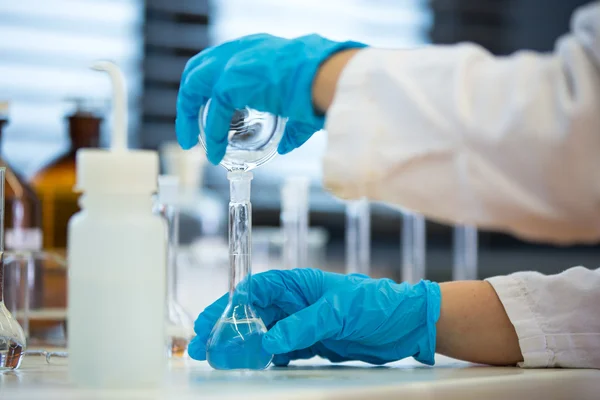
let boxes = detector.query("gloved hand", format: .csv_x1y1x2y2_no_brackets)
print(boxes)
176,34,366,164
189,269,441,366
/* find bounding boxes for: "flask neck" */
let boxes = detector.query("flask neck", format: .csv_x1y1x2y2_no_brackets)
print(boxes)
228,172,253,304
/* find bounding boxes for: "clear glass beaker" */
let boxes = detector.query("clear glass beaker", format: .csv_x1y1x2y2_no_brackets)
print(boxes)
198,99,286,172
0,167,27,371
3,251,67,348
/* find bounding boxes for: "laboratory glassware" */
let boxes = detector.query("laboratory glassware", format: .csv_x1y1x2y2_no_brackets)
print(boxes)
345,197,371,276
156,175,194,358
0,167,27,371
31,99,103,252
3,252,67,348
0,102,66,347
68,61,166,388
159,142,229,317
453,225,478,280
199,99,284,370
280,177,310,269
401,211,426,284
198,99,286,172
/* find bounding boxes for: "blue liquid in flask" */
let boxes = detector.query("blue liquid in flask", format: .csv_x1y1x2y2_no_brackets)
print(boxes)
206,317,272,370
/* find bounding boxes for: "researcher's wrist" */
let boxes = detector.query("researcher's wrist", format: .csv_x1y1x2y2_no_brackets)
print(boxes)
312,48,363,115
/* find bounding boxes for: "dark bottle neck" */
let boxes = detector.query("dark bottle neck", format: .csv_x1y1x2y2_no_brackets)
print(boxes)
0,119,7,147
68,113,101,151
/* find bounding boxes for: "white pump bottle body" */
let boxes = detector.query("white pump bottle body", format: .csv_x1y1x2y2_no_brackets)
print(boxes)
68,191,166,388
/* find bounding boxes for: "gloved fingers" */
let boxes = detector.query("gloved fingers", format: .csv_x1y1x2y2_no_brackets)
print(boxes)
272,344,355,366
250,270,317,314
312,343,355,363
323,341,395,365
175,113,201,150
187,335,208,361
272,354,291,367
271,348,316,367
262,296,341,354
176,55,229,151
175,85,206,150
204,94,234,165
277,120,320,155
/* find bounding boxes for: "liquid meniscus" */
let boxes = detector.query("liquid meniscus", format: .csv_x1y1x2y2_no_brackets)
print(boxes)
206,318,272,370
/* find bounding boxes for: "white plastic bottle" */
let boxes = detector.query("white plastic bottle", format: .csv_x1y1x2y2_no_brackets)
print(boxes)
67,61,166,388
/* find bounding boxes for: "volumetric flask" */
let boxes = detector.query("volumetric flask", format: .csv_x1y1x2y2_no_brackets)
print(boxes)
0,167,27,371
198,99,286,171
205,171,272,370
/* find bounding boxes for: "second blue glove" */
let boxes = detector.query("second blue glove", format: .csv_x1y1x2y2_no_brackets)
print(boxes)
189,269,441,367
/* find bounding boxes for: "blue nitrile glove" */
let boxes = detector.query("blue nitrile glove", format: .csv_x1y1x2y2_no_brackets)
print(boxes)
176,34,367,164
189,269,441,366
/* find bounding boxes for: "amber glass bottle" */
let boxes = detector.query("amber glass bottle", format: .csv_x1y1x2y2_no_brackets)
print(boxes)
0,102,44,302
31,103,102,254
0,102,42,250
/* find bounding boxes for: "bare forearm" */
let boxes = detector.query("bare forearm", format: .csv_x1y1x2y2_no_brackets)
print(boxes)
312,48,361,114
436,281,523,366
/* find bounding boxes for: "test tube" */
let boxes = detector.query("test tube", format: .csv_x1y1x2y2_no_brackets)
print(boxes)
452,224,478,280
401,211,426,284
280,177,310,269
345,197,371,276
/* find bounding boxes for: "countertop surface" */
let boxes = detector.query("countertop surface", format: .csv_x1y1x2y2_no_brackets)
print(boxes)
2,354,599,400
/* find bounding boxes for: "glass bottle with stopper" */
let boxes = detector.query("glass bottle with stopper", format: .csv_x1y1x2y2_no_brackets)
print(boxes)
198,101,285,370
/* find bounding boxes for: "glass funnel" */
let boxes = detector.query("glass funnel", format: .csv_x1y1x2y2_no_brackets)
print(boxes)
198,99,286,172
205,171,272,370
0,167,27,371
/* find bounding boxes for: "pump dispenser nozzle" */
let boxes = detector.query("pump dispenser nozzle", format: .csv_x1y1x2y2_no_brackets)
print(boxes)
91,61,127,152
74,61,157,194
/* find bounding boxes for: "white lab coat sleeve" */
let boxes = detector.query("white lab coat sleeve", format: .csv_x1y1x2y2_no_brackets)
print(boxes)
322,2,600,245
485,266,600,368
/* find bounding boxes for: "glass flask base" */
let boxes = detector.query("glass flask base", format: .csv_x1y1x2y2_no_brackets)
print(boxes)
207,318,272,370
0,337,24,371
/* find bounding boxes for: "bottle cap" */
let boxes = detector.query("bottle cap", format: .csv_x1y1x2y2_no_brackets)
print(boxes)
160,141,206,189
76,61,158,194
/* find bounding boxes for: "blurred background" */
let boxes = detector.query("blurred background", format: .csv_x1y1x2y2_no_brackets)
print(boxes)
0,0,598,323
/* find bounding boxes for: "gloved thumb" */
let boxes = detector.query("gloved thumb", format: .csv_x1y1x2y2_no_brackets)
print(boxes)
262,297,341,354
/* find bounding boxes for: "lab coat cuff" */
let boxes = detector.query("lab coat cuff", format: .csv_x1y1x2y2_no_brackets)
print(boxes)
322,48,378,200
486,275,553,368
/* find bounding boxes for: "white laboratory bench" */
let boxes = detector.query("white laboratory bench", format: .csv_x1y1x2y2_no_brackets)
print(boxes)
1,354,599,400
